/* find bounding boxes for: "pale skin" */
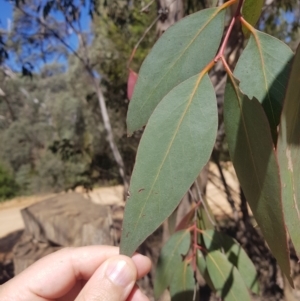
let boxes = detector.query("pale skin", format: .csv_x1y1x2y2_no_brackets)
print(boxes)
0,246,152,301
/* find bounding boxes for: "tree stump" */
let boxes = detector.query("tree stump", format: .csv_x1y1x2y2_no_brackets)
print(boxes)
13,192,114,274
21,192,113,247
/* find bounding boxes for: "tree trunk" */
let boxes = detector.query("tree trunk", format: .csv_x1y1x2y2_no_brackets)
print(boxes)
156,0,184,36
90,75,126,185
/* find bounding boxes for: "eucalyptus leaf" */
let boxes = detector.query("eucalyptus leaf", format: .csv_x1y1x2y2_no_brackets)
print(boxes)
120,73,218,256
127,7,225,134
198,199,215,230
170,261,195,301
197,250,215,291
241,0,264,37
202,229,259,293
234,30,293,140
224,75,293,286
277,44,300,257
206,250,251,301
153,230,191,298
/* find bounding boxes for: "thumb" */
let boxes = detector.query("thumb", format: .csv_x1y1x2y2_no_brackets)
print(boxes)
75,255,137,301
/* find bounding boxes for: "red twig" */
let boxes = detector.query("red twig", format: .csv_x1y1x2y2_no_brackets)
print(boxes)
215,0,244,61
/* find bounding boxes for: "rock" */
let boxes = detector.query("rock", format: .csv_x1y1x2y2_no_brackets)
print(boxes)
21,192,113,247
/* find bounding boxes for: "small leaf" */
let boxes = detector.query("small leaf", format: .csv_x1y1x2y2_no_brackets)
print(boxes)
170,261,195,301
202,230,259,293
234,30,293,139
224,76,293,286
127,7,225,134
241,0,264,37
127,69,138,100
153,230,191,298
197,250,215,291
175,204,196,232
206,250,251,301
120,73,218,256
198,200,215,230
277,44,300,257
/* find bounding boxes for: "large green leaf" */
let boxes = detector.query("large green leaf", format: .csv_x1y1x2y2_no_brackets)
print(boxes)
206,250,251,301
224,76,293,285
127,7,225,134
277,44,300,257
233,30,293,139
153,230,191,298
241,0,264,37
170,261,195,301
202,230,259,293
120,73,218,256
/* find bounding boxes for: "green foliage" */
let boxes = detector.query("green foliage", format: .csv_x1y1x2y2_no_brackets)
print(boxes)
202,229,259,293
120,1,300,299
206,250,251,301
120,73,218,256
0,62,123,193
241,0,264,37
127,7,225,133
169,261,194,301
223,76,292,285
277,44,300,257
233,30,293,139
0,164,18,201
154,230,190,298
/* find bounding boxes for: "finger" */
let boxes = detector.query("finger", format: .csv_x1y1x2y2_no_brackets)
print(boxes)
2,246,150,300
75,255,138,301
127,284,150,301
60,255,151,301
131,253,152,279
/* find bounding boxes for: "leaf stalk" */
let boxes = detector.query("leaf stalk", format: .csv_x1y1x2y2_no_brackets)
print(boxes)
215,0,244,61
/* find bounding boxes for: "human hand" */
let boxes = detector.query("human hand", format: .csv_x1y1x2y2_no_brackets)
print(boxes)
0,246,151,301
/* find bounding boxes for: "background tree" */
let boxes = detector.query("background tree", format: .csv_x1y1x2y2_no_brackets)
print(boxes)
7,0,127,184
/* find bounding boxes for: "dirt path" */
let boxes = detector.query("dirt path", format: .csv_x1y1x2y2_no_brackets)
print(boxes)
0,194,57,238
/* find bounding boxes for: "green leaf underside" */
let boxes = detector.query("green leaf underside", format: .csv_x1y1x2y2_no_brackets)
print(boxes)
277,44,300,257
206,250,251,301
234,30,293,138
120,74,218,256
127,7,225,134
241,0,264,37
197,250,215,291
153,230,191,298
170,261,195,301
202,230,259,293
223,76,292,286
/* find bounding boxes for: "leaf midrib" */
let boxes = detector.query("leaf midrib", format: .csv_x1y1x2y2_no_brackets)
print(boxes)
137,7,223,115
132,73,207,231
207,252,239,301
252,31,276,127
